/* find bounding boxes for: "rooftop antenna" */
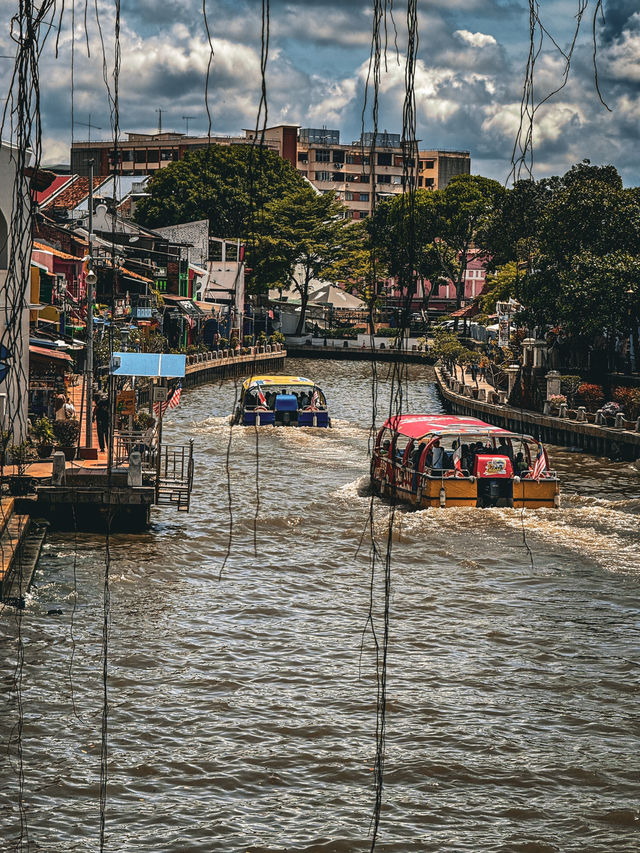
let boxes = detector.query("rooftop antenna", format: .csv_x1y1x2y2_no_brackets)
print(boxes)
155,108,163,134
77,114,102,144
182,116,195,135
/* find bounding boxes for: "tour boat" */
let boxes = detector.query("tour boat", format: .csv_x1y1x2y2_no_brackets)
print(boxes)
371,414,560,508
233,375,331,427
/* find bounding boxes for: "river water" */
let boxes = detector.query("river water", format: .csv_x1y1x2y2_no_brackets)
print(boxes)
1,358,639,852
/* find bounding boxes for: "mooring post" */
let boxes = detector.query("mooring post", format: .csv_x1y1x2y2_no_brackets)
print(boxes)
52,451,66,485
128,451,142,486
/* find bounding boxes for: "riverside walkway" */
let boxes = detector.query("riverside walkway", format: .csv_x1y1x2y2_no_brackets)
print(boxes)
437,365,640,462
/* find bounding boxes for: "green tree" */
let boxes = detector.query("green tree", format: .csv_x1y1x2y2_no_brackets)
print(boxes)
321,220,387,331
435,174,506,309
253,186,350,335
519,165,640,351
134,145,306,236
480,261,521,314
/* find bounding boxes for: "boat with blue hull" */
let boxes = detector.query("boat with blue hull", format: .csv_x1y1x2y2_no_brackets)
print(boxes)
233,375,331,427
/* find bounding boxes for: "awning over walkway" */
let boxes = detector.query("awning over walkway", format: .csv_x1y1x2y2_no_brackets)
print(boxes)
109,352,186,377
450,303,479,318
29,344,74,363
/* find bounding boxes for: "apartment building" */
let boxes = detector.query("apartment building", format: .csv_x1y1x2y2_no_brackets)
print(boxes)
71,125,470,218
295,128,470,218
70,130,288,177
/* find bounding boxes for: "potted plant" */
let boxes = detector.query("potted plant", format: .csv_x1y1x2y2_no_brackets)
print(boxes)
7,441,33,495
52,417,81,460
32,416,55,458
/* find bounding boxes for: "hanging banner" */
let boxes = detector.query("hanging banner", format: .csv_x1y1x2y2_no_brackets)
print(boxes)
498,314,510,348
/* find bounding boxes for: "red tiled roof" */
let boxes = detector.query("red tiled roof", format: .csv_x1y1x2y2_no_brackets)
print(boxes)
42,176,103,211
33,241,81,261
35,175,74,205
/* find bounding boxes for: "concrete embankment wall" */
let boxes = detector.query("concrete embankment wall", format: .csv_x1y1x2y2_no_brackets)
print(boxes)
183,346,286,388
436,368,640,462
285,344,435,364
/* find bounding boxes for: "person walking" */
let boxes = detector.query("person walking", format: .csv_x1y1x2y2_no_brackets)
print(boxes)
93,394,110,453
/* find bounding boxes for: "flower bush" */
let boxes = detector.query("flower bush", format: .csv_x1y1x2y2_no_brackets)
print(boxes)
560,374,581,406
576,383,604,411
613,386,640,419
547,394,567,407
601,401,622,417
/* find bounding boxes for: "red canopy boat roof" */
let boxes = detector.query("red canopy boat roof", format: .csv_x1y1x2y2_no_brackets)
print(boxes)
382,414,511,439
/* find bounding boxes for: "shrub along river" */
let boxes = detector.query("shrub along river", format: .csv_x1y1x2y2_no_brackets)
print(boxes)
1,358,639,852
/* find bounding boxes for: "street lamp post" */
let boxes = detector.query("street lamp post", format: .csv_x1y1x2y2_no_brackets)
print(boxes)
85,159,96,448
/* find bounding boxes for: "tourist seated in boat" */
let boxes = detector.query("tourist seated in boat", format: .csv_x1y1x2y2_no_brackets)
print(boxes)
514,451,530,475
234,375,331,427
496,436,514,460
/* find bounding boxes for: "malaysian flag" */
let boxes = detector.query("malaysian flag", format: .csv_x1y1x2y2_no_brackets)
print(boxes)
154,382,182,417
531,444,547,480
452,441,462,472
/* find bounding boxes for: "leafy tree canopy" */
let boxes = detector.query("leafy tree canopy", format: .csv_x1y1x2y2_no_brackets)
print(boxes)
134,145,306,237
252,186,350,334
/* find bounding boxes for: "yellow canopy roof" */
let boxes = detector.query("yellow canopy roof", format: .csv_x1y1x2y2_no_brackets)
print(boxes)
242,375,315,390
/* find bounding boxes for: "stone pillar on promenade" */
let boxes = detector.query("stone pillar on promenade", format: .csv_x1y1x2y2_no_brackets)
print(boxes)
545,370,562,399
504,364,520,398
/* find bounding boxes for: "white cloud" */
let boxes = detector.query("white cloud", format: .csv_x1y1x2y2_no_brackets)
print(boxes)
454,30,497,48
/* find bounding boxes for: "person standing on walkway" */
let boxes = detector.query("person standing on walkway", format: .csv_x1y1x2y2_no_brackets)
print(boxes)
93,394,110,452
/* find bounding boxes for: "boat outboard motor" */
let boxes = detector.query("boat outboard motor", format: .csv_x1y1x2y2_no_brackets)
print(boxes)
274,393,298,425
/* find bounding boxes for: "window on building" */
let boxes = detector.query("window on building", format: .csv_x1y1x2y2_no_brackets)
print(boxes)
332,173,343,182
134,150,146,164
147,150,159,163
424,177,434,187
315,149,331,162
298,170,308,178
160,149,176,161
332,150,345,164
121,149,133,162
298,152,308,163
344,191,353,201
315,171,332,182
378,174,391,184
377,153,392,166
424,159,435,169
359,211,369,218
359,192,369,202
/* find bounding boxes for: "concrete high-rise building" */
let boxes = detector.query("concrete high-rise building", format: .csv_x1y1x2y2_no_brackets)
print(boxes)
294,127,470,218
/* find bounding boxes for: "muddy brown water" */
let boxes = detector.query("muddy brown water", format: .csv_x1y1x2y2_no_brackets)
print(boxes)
1,358,639,852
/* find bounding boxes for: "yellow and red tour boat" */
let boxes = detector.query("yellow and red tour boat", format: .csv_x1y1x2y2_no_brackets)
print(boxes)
232,375,331,427
371,415,560,508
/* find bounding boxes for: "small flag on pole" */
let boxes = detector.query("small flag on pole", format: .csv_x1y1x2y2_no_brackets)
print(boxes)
531,444,547,480
154,382,182,417
453,441,462,472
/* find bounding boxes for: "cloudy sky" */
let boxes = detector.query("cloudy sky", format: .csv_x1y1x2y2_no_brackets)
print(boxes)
1,0,639,185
